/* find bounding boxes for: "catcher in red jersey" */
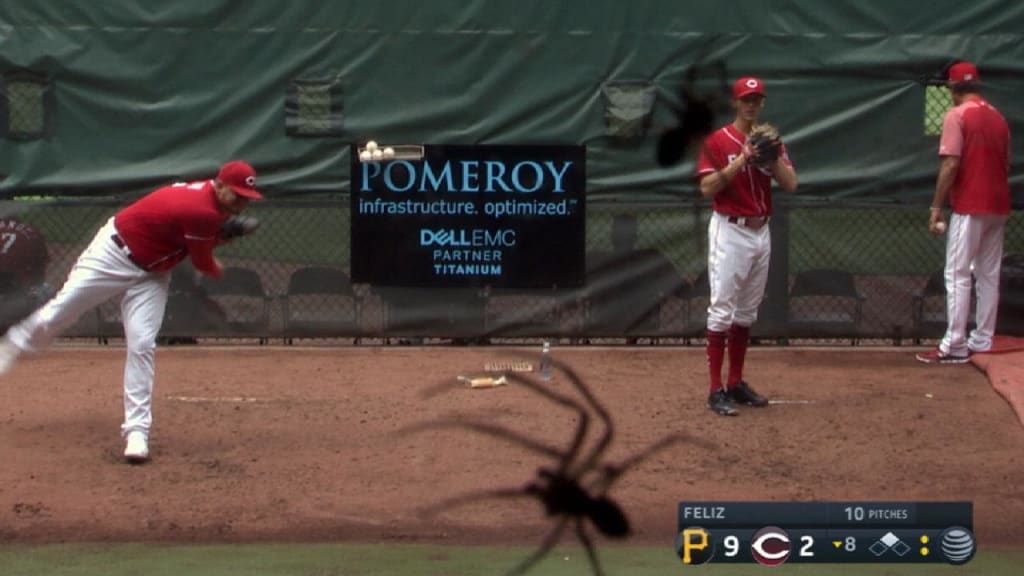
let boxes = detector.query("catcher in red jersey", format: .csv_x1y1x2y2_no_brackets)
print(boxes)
695,77,798,416
0,161,262,462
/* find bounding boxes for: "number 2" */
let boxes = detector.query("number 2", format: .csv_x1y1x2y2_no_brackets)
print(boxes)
800,535,815,557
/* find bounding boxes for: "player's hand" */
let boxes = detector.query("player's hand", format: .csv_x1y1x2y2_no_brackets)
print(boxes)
741,142,755,163
928,209,946,236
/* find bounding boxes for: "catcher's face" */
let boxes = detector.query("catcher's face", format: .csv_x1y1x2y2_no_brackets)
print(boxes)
734,95,766,123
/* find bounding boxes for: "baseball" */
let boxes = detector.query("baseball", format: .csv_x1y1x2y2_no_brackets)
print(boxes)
365,140,378,152
382,146,395,160
358,149,372,162
371,148,383,161
935,221,947,234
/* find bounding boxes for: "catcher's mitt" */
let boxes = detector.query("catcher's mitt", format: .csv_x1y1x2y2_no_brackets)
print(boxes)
746,123,782,167
219,215,260,241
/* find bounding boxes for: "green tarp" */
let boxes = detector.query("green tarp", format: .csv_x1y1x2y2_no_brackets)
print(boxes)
2,0,1022,201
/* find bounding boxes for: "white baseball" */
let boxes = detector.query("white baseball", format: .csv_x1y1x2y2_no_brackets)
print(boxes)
371,148,383,161
358,149,372,162
935,221,946,234
365,140,378,152
382,146,395,160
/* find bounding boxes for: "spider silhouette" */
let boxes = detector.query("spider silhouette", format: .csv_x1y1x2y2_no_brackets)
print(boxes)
402,355,708,576
656,40,731,168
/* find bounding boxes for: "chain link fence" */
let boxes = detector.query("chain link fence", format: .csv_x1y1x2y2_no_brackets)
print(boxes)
1,197,1021,344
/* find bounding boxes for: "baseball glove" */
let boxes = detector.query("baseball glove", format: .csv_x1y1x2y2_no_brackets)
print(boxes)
219,215,260,241
746,123,782,168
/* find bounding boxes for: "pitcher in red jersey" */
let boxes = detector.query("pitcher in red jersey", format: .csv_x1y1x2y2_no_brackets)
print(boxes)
696,77,799,416
0,161,263,462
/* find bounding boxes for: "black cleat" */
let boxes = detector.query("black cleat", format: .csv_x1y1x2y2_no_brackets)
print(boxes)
707,389,739,416
727,381,769,407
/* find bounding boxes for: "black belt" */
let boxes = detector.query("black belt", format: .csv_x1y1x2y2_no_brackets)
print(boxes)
727,215,770,230
110,234,149,271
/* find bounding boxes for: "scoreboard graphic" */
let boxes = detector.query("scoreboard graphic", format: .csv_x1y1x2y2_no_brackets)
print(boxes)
675,502,974,566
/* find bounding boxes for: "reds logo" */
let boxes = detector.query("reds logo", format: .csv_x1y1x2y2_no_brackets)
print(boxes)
745,79,760,89
750,526,792,566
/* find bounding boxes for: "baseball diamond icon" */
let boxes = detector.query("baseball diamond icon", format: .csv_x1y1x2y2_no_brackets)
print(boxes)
869,532,911,557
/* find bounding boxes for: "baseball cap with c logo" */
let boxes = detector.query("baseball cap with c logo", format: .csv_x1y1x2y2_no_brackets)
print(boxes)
217,160,263,199
733,77,766,99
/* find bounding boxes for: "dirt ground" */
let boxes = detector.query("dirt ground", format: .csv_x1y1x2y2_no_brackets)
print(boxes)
1,345,1022,547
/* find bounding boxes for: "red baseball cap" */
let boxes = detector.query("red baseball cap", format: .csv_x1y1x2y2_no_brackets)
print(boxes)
217,160,262,199
733,77,766,99
948,61,979,84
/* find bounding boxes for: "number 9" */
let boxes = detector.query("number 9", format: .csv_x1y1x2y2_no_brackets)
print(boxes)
724,535,740,557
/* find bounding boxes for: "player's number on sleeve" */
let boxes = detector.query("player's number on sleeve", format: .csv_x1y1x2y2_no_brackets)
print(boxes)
724,535,740,557
800,535,815,557
1,232,16,254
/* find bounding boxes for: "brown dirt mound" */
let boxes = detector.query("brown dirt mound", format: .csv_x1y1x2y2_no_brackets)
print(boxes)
1,345,1022,546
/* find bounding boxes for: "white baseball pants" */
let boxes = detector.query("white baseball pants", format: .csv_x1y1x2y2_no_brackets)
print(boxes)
706,212,771,333
6,217,171,437
941,212,1008,355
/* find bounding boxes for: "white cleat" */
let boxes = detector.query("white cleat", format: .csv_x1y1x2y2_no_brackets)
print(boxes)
123,431,150,464
0,336,20,377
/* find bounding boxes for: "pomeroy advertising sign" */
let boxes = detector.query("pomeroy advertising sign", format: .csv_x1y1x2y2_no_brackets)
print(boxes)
350,144,585,289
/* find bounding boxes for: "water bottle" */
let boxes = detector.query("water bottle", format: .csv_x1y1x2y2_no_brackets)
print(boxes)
538,340,553,381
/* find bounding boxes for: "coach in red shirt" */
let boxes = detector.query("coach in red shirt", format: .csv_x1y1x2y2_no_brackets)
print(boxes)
917,62,1011,364
0,161,262,462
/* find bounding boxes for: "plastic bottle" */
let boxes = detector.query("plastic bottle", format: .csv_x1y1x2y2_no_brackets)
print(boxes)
539,340,553,381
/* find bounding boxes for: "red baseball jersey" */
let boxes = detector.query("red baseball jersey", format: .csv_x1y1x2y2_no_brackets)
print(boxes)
939,97,1011,214
113,181,226,276
696,124,793,216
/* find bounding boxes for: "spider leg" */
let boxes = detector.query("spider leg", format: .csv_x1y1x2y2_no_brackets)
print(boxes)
501,365,592,477
575,518,605,576
505,516,570,576
544,357,614,478
420,349,594,477
587,431,713,494
418,487,531,519
396,419,563,459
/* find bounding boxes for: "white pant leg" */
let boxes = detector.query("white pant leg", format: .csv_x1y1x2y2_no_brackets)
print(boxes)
968,214,1008,352
707,214,771,332
707,214,734,333
733,227,771,327
120,272,171,437
941,213,982,356
6,218,147,352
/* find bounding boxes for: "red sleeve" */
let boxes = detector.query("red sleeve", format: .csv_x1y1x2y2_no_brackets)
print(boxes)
939,106,964,157
696,134,723,179
185,222,223,278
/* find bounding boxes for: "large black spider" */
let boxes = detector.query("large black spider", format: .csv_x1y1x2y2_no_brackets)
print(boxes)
403,355,708,576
